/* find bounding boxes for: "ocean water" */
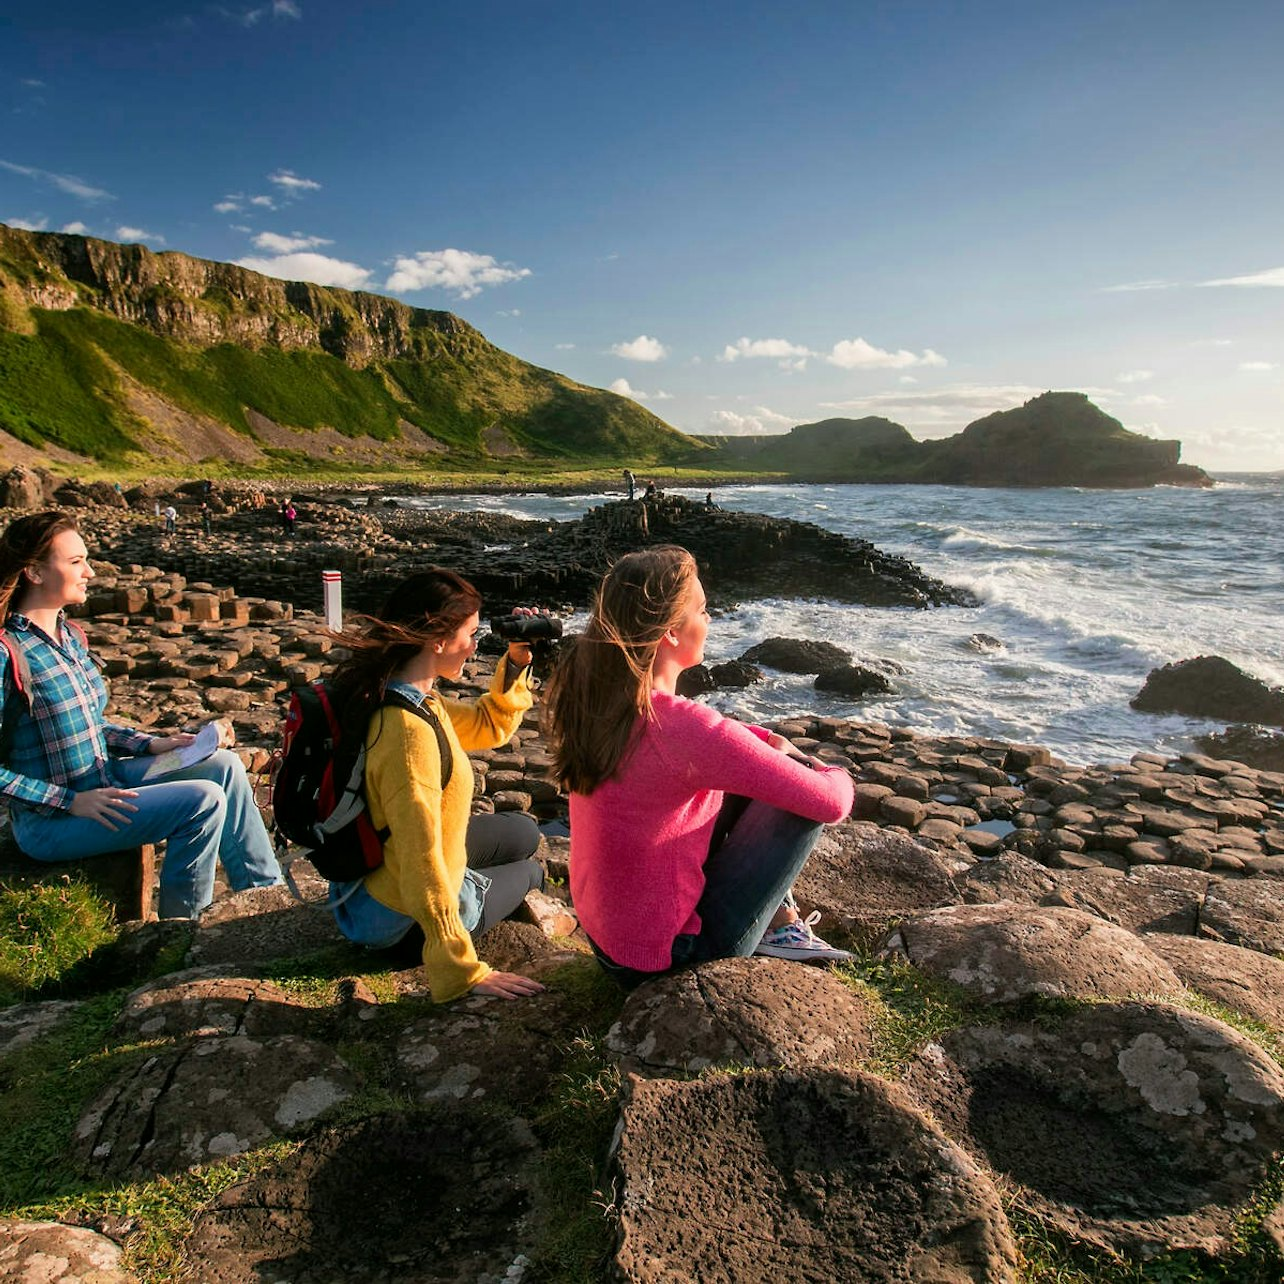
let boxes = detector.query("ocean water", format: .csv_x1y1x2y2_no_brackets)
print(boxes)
403,477,1284,767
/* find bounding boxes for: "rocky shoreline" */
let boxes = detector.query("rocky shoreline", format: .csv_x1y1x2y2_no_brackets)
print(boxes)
0,495,1282,1282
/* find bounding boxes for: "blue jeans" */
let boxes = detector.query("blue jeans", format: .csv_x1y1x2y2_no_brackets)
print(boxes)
13,749,283,920
589,797,825,988
332,812,542,948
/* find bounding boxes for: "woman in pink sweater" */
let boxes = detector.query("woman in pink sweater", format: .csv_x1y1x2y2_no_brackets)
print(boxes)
545,546,854,986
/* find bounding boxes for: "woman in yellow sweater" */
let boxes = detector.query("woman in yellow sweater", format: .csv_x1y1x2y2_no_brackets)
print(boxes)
326,569,545,1002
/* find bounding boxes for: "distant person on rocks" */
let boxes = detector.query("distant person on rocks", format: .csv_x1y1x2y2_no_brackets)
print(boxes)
323,569,546,1003
544,546,854,989
643,480,658,500
163,504,176,535
624,469,636,500
199,502,212,537
0,511,283,918
285,500,298,537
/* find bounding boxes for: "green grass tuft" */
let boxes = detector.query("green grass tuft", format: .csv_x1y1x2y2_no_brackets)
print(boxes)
0,880,119,1004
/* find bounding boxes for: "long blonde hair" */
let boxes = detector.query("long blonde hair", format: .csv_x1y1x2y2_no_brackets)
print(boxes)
544,545,698,794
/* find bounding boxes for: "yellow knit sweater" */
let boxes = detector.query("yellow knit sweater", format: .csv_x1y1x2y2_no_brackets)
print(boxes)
362,658,532,1002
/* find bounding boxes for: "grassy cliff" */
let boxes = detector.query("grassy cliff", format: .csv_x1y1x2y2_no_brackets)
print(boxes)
0,224,704,472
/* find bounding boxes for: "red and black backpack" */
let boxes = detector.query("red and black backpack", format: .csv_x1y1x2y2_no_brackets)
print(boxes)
270,681,452,883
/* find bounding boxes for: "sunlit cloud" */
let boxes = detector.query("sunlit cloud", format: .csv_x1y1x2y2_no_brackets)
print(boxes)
0,159,112,202
610,378,648,401
117,225,164,244
249,195,276,209
214,197,244,213
236,251,372,289
268,169,321,194
220,1,302,26
719,337,811,364
1132,394,1168,406
555,342,576,350
61,221,88,234
1117,370,1153,383
1202,267,1284,288
385,248,531,298
1190,338,1233,347
826,338,946,370
1100,279,1179,293
251,230,332,253
611,335,669,362
5,217,47,231
1239,360,1278,371
707,406,795,436
818,384,1054,437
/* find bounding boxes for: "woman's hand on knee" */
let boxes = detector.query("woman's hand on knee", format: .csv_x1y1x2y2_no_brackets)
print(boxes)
472,970,545,1000
69,787,140,830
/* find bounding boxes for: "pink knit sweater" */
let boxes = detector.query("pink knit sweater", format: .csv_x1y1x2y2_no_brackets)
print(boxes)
568,693,855,971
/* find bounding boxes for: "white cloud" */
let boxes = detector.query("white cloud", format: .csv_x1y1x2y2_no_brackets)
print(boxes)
249,194,276,209
268,169,321,194
554,342,576,350
610,378,648,401
61,221,88,234
0,159,111,202
826,338,946,370
1101,279,1179,293
6,217,47,231
1117,369,1153,383
707,407,795,436
818,384,1051,436
653,390,674,401
235,251,372,289
719,336,811,363
214,197,243,213
223,1,302,25
1202,267,1284,288
116,225,164,244
1132,394,1168,406
1239,360,1278,371
1190,338,1233,347
385,248,532,299
611,334,669,362
899,375,918,385
496,308,521,318
251,230,332,253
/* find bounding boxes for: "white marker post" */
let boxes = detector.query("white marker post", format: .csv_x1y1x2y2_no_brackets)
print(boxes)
322,570,343,632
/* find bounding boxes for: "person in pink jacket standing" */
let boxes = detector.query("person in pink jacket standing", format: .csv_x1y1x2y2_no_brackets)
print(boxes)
545,545,854,988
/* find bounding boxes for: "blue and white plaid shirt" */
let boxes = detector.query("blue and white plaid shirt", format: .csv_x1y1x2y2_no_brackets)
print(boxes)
0,612,153,815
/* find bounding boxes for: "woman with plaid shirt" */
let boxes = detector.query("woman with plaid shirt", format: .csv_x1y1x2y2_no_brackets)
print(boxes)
0,512,282,919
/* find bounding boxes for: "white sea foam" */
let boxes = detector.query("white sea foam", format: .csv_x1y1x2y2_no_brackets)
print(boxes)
406,478,1284,765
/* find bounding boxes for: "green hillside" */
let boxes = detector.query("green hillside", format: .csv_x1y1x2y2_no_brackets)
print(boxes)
0,224,703,471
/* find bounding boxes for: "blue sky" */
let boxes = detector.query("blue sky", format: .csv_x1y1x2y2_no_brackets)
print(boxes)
2,0,1282,470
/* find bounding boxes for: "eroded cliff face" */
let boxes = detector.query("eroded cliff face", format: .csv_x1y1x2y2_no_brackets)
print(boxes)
0,224,483,368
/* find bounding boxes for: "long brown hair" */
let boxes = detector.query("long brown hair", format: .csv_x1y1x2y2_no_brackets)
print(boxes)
327,568,482,727
0,511,81,621
544,546,698,795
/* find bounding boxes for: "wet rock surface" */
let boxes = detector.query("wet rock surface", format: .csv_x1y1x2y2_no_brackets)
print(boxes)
180,1111,546,1283
902,1002,1284,1258
605,956,876,1077
612,1068,1019,1283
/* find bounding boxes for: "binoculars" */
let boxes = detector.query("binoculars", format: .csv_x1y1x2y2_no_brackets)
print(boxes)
489,613,563,642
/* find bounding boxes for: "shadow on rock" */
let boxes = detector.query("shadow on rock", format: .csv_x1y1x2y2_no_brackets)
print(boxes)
902,1002,1284,1259
180,1110,547,1283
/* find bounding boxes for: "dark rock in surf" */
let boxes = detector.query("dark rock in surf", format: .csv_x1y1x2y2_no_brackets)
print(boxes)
1131,656,1284,727
814,664,894,699
741,637,850,673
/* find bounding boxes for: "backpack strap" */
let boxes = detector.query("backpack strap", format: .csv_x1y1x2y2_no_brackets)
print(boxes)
381,689,454,791
0,629,33,762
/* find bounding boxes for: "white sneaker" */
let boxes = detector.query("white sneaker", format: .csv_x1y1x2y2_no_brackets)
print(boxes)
754,911,852,963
